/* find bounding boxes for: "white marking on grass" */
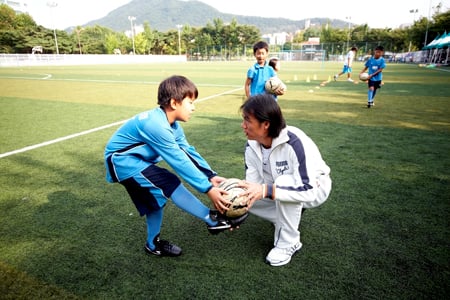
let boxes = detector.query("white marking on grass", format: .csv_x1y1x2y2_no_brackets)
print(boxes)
427,67,450,73
0,120,127,159
0,87,243,159
195,87,243,103
0,75,242,88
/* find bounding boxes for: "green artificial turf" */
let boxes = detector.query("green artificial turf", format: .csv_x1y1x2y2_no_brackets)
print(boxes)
0,61,448,299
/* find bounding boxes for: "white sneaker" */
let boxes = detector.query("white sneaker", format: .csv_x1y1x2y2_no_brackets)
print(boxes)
265,242,302,266
347,78,354,82
333,75,338,81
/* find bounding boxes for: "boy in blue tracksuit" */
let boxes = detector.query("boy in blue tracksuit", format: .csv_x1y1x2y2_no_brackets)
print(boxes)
104,75,247,257
361,45,386,108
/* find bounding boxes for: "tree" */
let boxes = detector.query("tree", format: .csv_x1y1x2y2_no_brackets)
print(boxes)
105,33,120,54
141,22,156,54
0,4,15,30
134,33,148,54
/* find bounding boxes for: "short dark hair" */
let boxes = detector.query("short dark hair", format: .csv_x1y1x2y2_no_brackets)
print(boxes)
351,47,358,51
240,94,286,138
157,75,198,107
375,45,384,51
268,57,278,69
253,41,269,54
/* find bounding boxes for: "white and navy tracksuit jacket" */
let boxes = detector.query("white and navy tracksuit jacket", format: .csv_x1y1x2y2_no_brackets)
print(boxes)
244,126,331,247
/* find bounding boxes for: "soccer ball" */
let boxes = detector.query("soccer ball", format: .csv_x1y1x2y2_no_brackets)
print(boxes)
217,178,248,218
265,77,286,94
359,72,370,81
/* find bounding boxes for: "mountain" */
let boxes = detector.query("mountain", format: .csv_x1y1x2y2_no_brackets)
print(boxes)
79,0,349,34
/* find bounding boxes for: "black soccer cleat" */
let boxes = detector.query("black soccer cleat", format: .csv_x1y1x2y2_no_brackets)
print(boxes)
227,212,249,228
207,210,249,235
207,210,231,234
144,234,182,257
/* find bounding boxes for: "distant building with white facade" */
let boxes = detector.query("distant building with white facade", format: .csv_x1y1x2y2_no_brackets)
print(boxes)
125,24,144,38
262,32,292,46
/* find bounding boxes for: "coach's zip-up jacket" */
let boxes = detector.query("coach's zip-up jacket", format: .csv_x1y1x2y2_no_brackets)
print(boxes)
244,126,331,208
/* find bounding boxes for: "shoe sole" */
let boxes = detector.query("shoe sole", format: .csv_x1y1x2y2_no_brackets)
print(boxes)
207,213,249,235
144,244,182,257
208,224,231,233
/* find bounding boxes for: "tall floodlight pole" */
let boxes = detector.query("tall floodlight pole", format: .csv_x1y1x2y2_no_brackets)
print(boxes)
345,16,351,50
409,8,418,22
424,0,432,47
409,9,418,52
75,27,84,54
128,16,136,55
176,24,183,55
47,1,59,55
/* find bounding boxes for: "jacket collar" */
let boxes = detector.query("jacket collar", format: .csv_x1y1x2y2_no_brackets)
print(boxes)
248,127,289,154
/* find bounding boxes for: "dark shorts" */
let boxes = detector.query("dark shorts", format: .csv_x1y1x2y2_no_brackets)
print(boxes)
368,80,382,89
120,165,180,216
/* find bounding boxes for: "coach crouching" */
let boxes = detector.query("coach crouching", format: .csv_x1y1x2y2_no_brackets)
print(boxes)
239,94,332,267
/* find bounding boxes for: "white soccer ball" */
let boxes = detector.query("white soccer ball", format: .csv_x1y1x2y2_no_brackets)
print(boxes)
217,178,248,218
265,77,286,94
359,72,370,82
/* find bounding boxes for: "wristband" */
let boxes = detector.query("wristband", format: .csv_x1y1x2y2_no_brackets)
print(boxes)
267,184,274,199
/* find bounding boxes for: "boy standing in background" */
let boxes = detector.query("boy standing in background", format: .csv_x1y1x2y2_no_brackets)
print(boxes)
244,41,284,99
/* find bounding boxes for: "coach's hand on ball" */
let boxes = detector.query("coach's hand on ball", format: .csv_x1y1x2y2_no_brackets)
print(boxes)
238,180,265,209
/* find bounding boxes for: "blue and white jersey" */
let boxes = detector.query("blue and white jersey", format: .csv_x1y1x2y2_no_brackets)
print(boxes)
247,61,276,96
104,107,216,193
344,50,355,66
365,56,386,81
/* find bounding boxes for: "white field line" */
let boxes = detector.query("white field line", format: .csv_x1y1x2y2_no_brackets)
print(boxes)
0,120,127,159
195,87,242,103
0,75,241,88
427,67,450,73
0,87,243,159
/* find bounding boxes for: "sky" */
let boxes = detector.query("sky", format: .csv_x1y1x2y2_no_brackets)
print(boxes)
24,0,450,30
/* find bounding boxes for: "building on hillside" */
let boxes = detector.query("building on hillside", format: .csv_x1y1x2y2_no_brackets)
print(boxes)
301,37,321,50
305,19,311,30
1,0,28,14
262,32,293,46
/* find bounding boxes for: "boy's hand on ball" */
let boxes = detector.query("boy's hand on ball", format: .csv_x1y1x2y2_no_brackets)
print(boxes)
275,86,285,95
207,187,230,214
210,175,227,187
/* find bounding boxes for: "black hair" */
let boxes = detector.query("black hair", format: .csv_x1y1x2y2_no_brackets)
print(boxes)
375,45,384,51
253,41,269,54
157,75,198,108
269,57,278,69
351,47,358,51
240,94,286,138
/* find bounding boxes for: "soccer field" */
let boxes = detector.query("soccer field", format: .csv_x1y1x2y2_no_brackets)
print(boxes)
0,61,449,299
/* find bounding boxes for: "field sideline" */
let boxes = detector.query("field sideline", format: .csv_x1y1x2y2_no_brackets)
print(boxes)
0,61,449,299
